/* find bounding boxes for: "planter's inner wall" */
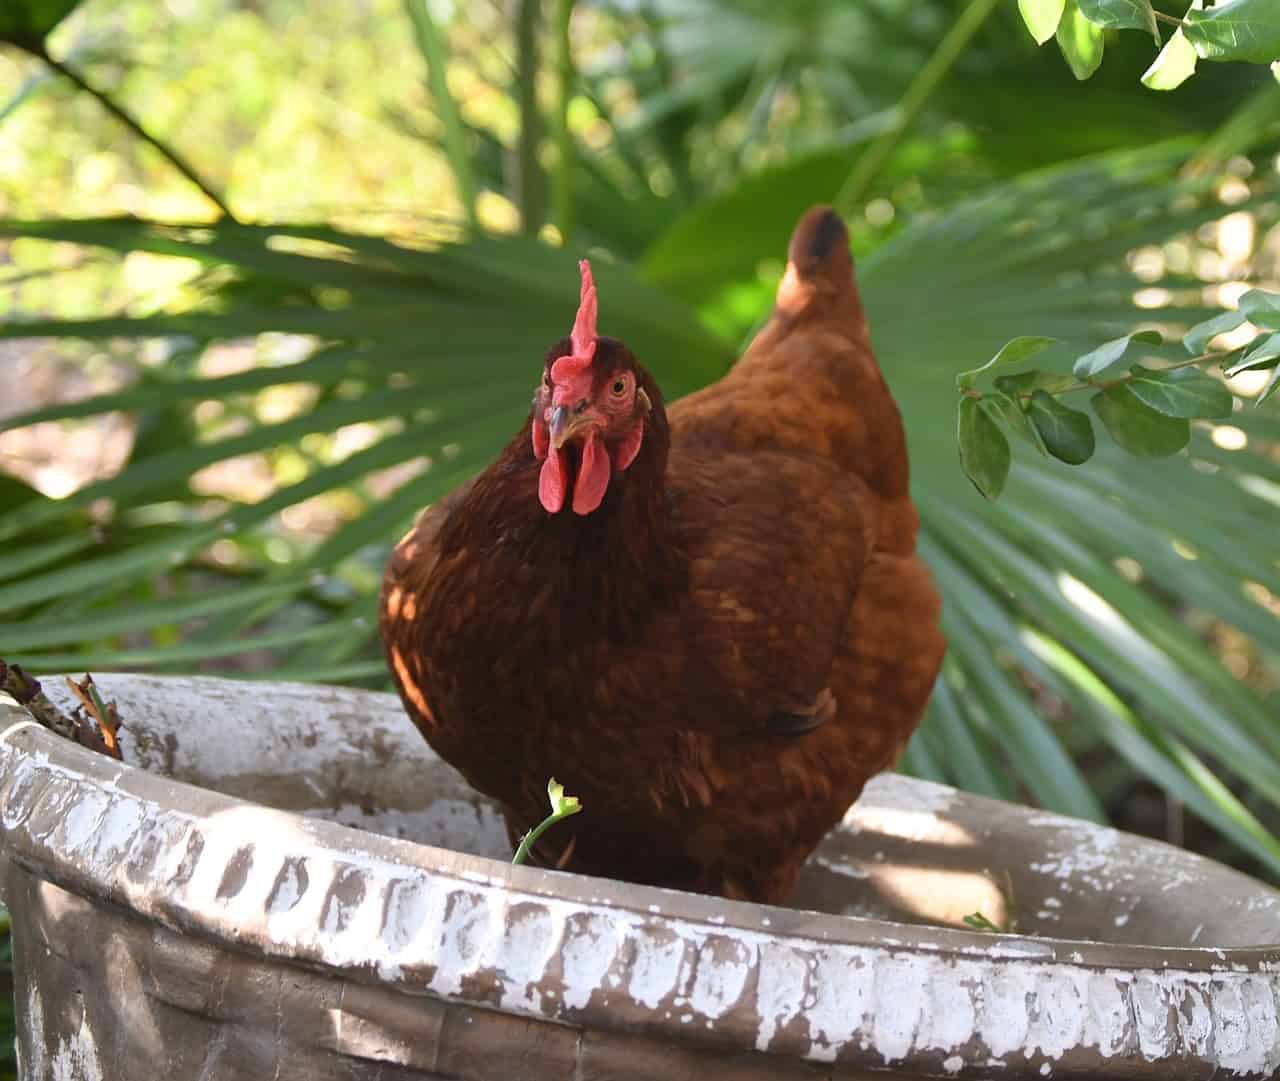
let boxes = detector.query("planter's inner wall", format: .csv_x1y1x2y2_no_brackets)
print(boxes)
40,675,1279,950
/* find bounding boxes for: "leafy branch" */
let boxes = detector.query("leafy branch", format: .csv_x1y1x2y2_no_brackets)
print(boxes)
956,288,1280,500
0,1,235,218
1018,0,1280,90
511,778,583,866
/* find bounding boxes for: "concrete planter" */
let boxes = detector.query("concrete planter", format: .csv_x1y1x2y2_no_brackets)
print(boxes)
0,674,1276,1079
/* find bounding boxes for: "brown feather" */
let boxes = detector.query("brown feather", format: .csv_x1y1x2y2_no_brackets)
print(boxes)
379,205,945,904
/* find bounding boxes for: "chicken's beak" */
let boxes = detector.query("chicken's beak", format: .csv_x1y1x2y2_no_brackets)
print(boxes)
549,404,593,450
549,406,571,450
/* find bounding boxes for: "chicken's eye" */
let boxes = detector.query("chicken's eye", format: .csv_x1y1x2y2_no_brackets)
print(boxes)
611,377,628,397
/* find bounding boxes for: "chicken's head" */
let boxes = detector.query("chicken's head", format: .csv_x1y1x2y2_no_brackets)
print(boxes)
532,260,652,515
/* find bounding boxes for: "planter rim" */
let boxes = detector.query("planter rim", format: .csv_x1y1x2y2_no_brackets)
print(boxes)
2,680,1278,1078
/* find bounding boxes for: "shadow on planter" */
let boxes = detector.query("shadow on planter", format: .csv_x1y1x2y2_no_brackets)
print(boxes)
0,674,1276,1079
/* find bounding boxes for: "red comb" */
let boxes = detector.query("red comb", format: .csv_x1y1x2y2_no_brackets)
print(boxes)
550,260,597,383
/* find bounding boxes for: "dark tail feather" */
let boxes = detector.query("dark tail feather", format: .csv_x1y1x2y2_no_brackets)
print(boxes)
776,205,860,320
787,205,853,285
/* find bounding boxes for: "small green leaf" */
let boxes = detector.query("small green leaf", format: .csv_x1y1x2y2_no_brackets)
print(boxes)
1225,331,1280,376
1020,0,1067,44
956,336,1057,389
1183,309,1246,353
995,370,1078,397
1184,0,1280,64
1073,330,1162,379
1027,390,1097,464
963,911,1005,933
512,778,584,866
1259,365,1280,404
1079,0,1159,41
1239,288,1280,330
1127,365,1235,419
958,398,1011,500
1057,0,1106,80
1091,385,1191,457
547,777,581,816
1143,24,1199,89
989,391,1050,456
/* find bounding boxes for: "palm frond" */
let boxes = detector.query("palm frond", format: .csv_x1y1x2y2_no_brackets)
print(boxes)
0,140,1276,878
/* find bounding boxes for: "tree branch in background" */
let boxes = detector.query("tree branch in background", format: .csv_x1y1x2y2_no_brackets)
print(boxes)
34,45,236,221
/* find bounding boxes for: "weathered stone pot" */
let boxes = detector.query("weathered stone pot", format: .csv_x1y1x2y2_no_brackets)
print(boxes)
0,674,1277,1079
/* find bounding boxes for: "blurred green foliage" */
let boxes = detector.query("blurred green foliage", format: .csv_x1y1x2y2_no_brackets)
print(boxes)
0,0,1277,902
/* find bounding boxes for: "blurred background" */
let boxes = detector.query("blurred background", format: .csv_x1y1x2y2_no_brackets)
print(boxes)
0,0,1277,1015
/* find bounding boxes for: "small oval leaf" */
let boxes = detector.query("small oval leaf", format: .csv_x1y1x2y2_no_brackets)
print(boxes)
1078,0,1159,41
1091,385,1190,457
957,336,1058,389
990,390,1050,456
958,398,1011,500
1127,365,1235,419
1057,0,1106,80
1239,288,1280,330
995,370,1079,397
1183,0,1280,65
1225,331,1280,377
1020,0,1067,44
1073,330,1162,379
1183,308,1246,354
1142,26,1199,89
1027,390,1096,464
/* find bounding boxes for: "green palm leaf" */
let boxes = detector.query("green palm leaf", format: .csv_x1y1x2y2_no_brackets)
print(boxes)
0,138,1276,879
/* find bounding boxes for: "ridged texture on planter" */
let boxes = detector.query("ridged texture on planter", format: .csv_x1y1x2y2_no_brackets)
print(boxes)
0,676,1278,1079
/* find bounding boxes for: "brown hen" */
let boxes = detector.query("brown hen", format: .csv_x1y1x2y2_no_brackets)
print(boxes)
380,206,945,904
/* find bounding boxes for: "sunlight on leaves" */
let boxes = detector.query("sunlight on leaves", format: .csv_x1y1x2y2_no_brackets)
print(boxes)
1184,0,1280,65
1019,0,1067,45
1057,0,1106,80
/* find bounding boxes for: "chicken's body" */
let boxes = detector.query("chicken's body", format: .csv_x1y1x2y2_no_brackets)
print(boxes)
380,207,944,903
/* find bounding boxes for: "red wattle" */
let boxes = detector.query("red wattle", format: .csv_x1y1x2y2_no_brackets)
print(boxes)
573,432,611,515
539,448,567,513
613,421,644,472
532,417,548,460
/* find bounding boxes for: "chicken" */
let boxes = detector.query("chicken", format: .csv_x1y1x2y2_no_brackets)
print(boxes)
380,206,944,904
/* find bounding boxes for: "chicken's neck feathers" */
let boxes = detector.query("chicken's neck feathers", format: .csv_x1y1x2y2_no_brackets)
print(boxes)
443,371,680,647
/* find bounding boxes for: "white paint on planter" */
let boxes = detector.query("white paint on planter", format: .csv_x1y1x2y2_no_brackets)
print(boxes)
26,974,104,1081
5,680,1280,1080
687,935,753,1021
627,924,687,1009
497,903,557,1013
49,1009,104,1081
560,912,620,1010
